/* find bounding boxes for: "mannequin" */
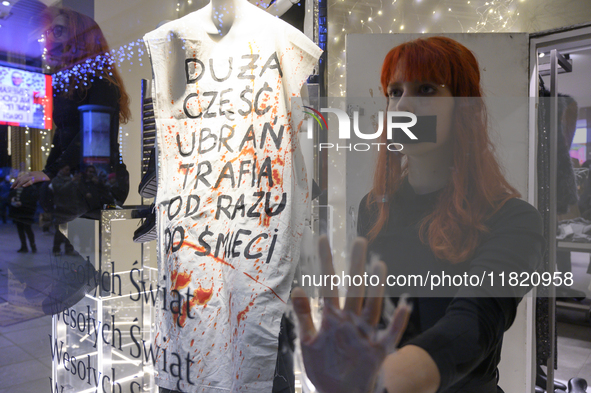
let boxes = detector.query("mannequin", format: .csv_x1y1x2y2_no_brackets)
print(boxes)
198,0,311,99
143,4,321,392
199,0,240,37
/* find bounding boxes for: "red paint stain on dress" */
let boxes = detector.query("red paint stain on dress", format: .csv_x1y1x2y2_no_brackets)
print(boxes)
273,156,285,167
260,214,272,227
176,243,284,303
172,302,182,326
170,270,192,291
242,272,284,303
239,146,256,160
237,301,255,325
194,283,214,305
178,283,214,327
272,169,281,185
181,241,235,269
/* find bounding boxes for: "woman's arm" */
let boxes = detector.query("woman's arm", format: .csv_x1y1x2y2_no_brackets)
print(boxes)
381,345,440,393
356,194,440,393
388,199,545,392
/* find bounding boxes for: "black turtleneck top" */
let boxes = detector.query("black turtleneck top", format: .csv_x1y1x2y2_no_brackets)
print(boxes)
43,78,121,178
357,177,545,393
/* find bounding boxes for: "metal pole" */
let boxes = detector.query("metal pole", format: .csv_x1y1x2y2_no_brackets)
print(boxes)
546,48,558,393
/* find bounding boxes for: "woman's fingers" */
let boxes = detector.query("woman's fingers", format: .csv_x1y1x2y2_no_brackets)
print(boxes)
344,238,368,315
361,258,387,326
11,171,48,188
14,179,27,188
291,287,317,344
12,173,34,188
380,295,412,353
11,174,25,188
318,235,340,309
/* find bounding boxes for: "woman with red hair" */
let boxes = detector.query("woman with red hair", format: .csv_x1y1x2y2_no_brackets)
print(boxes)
13,7,130,222
293,37,545,393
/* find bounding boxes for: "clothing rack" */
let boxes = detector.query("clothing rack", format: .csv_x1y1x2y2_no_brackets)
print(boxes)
140,79,155,179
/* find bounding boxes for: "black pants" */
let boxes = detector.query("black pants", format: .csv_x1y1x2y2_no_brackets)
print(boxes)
0,201,8,223
15,222,35,249
53,224,74,253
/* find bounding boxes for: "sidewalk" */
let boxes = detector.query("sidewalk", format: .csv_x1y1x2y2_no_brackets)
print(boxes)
0,221,53,392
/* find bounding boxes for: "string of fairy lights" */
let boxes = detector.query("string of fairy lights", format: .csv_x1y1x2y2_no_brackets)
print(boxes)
471,0,520,32
39,0,523,96
318,0,524,262
327,0,523,98
23,0,523,171
31,38,148,166
48,39,147,94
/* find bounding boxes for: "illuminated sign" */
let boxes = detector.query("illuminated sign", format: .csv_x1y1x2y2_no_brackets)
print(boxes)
0,65,52,129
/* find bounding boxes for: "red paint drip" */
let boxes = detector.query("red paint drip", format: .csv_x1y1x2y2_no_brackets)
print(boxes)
243,272,284,303
173,300,184,327
237,301,254,325
174,243,284,303
182,241,235,269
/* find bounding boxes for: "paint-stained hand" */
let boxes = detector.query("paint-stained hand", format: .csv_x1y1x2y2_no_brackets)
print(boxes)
292,236,411,393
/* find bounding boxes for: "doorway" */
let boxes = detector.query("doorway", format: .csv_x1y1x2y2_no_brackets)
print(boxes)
531,23,591,393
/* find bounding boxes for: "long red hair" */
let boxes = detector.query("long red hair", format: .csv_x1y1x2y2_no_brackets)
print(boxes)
366,36,520,264
43,7,131,124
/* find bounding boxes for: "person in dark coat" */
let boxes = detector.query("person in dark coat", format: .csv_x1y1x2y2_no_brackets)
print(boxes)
9,184,40,252
0,176,10,223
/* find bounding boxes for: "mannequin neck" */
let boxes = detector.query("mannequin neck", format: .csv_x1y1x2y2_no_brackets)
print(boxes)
203,0,245,37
